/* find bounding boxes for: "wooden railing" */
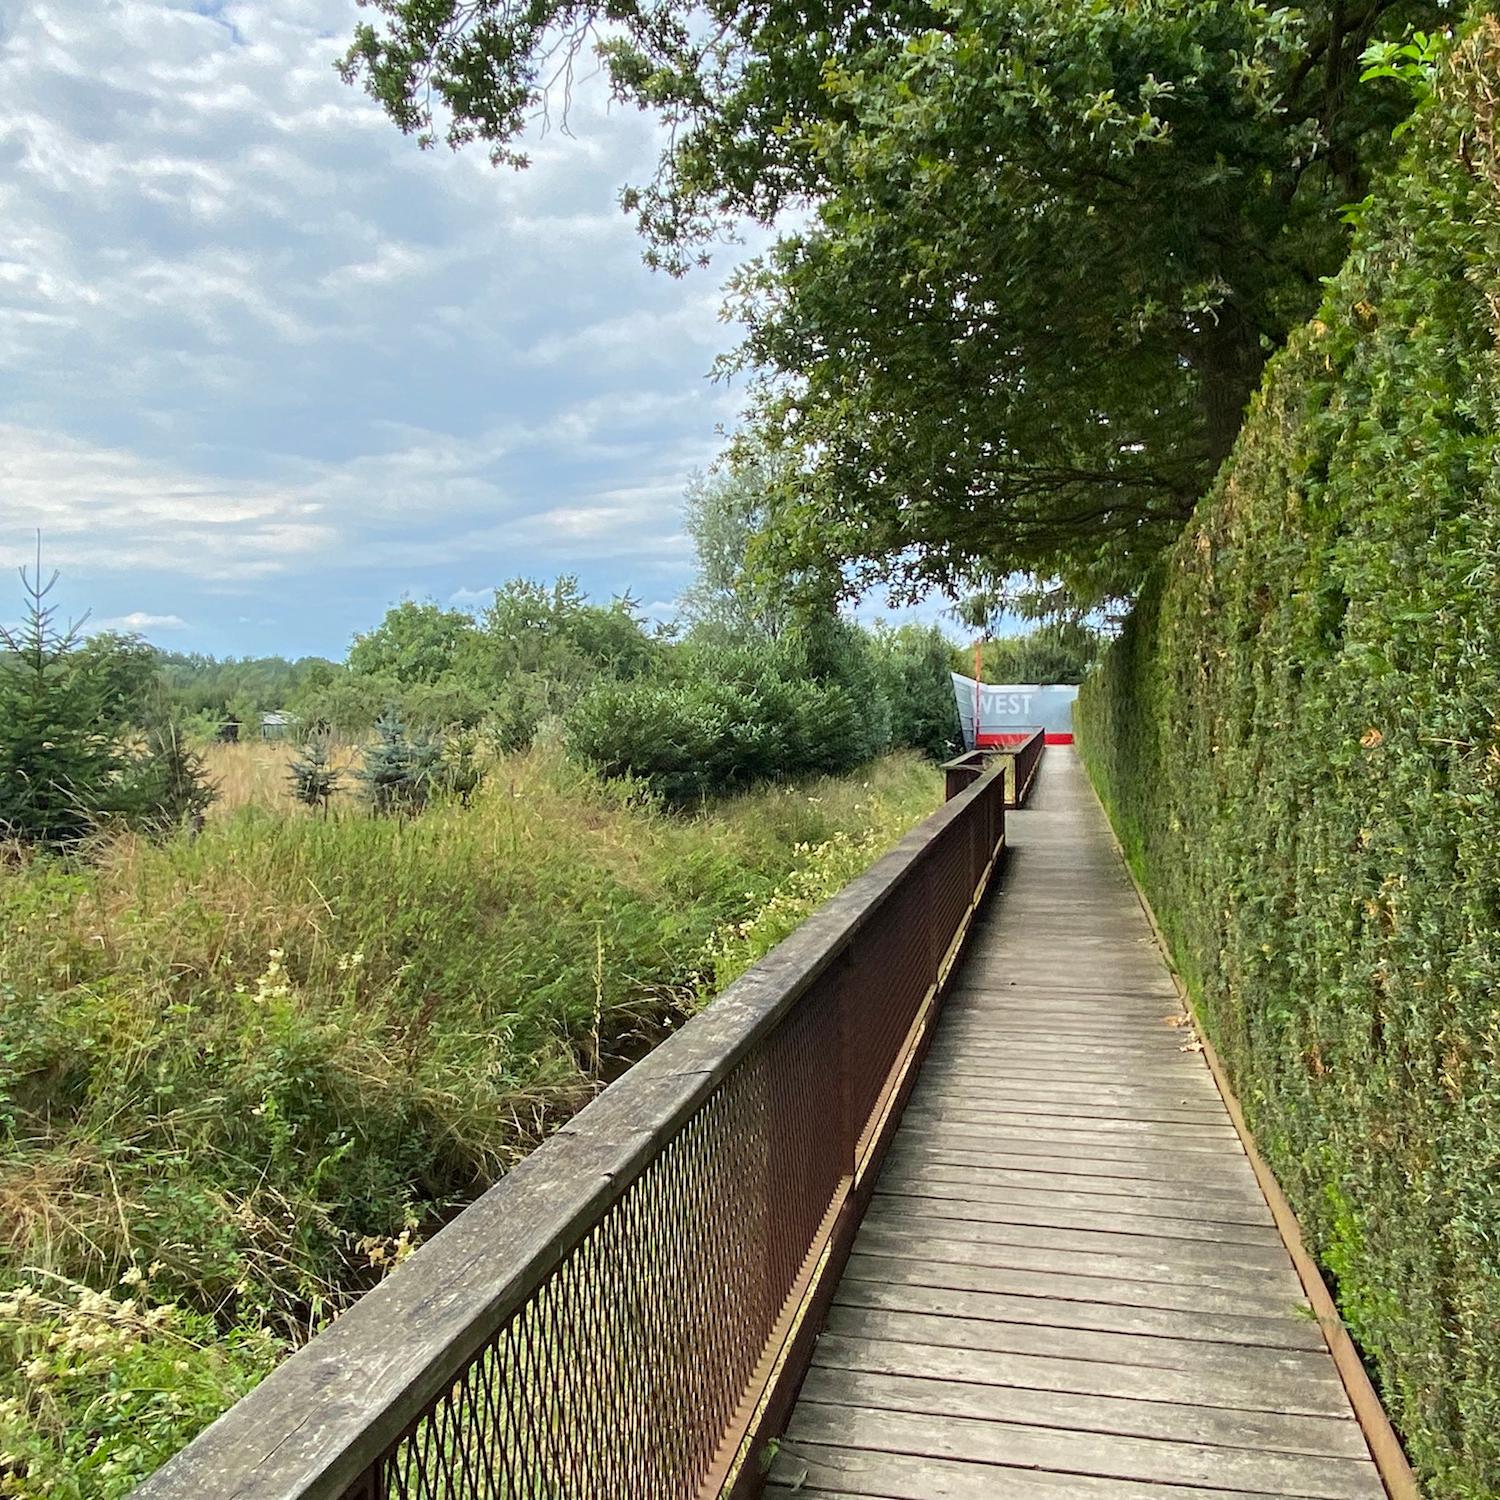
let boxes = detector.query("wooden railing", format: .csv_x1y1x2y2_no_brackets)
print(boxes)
133,761,1007,1500
943,727,1046,809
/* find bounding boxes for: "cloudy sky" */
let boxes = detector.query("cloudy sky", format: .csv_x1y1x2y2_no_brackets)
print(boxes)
0,0,768,658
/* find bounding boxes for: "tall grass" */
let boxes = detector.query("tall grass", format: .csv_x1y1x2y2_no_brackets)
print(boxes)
0,748,939,1497
197,739,361,815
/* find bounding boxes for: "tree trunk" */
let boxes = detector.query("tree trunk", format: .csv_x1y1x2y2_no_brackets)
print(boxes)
1198,309,1268,473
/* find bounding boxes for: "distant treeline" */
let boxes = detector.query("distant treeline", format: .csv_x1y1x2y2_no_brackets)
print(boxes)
9,562,1108,831
132,586,1100,744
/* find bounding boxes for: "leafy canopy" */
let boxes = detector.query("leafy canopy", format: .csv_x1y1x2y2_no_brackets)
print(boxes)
347,599,479,684
343,0,1443,606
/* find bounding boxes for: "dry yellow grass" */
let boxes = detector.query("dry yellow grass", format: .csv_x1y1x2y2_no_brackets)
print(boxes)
199,740,361,817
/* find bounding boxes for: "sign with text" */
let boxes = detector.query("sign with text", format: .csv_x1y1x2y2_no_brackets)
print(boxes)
951,675,1078,748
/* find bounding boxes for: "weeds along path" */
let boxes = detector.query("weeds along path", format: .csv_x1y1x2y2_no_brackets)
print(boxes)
0,748,939,1498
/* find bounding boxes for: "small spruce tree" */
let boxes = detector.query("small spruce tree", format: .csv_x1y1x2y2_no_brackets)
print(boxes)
288,733,343,816
357,711,439,815
127,720,219,834
0,557,123,848
440,728,485,807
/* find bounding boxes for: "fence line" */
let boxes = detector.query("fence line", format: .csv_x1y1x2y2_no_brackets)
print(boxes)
134,759,1008,1500
943,727,1046,808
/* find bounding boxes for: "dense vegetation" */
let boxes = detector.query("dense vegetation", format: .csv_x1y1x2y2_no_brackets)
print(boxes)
0,746,940,1495
960,621,1103,687
0,493,961,1492
1077,22,1500,1495
0,571,217,848
2,564,960,845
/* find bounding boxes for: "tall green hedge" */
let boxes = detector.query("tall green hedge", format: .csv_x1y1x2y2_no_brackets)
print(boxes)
1077,20,1500,1497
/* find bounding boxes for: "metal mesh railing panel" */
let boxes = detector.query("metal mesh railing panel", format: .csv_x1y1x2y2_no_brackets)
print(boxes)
341,772,1003,1500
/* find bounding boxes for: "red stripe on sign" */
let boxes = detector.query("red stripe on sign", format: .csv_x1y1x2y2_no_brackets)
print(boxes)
1044,733,1074,745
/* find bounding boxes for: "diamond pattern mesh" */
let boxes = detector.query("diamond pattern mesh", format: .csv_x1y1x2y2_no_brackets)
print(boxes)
359,771,1006,1500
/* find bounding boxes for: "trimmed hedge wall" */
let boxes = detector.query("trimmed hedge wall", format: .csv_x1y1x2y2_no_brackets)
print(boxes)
1077,21,1500,1498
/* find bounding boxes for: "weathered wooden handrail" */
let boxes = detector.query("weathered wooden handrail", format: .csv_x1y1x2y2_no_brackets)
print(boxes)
134,761,1007,1500
942,727,1045,808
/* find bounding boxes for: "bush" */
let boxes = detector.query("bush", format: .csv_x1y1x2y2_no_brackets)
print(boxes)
874,624,962,760
287,734,342,815
482,671,567,753
126,724,219,834
356,713,442,815
1077,22,1500,1494
566,641,878,800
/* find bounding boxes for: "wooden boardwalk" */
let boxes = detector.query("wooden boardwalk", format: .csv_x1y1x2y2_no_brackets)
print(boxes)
768,748,1385,1500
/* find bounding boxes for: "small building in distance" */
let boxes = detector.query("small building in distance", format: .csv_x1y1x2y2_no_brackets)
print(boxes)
259,710,300,742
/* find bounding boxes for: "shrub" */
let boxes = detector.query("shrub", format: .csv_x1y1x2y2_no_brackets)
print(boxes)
356,712,441,815
0,567,128,849
874,624,962,759
439,730,485,807
126,723,219,834
482,671,566,753
566,641,878,800
1077,21,1500,1494
287,734,342,815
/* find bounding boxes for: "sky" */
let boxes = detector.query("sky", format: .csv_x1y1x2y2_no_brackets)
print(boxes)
0,0,790,660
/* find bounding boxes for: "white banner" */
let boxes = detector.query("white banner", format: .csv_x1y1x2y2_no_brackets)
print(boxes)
951,675,1077,748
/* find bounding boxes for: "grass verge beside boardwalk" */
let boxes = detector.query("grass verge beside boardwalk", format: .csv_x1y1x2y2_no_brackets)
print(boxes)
0,747,940,1498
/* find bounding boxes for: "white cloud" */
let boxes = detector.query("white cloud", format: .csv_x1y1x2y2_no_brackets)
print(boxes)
0,423,336,580
97,610,188,632
0,0,767,651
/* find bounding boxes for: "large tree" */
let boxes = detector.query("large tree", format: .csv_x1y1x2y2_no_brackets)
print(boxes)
344,0,1444,604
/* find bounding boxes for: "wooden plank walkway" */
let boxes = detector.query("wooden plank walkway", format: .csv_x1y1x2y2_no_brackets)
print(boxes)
768,747,1385,1500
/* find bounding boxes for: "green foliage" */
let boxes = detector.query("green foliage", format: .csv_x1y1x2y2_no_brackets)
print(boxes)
287,734,342,815
474,576,660,686
356,712,442,815
566,642,873,801
1361,28,1448,133
968,623,1105,686
481,671,566,753
287,670,395,739
347,600,479,685
281,578,660,744
872,624,961,761
343,0,1443,607
0,1276,280,1500
569,610,962,797
700,799,924,990
126,724,219,834
439,729,485,807
71,633,163,731
788,614,892,766
679,450,794,643
0,750,939,1493
0,568,128,849
1077,22,1500,1493
155,652,336,729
